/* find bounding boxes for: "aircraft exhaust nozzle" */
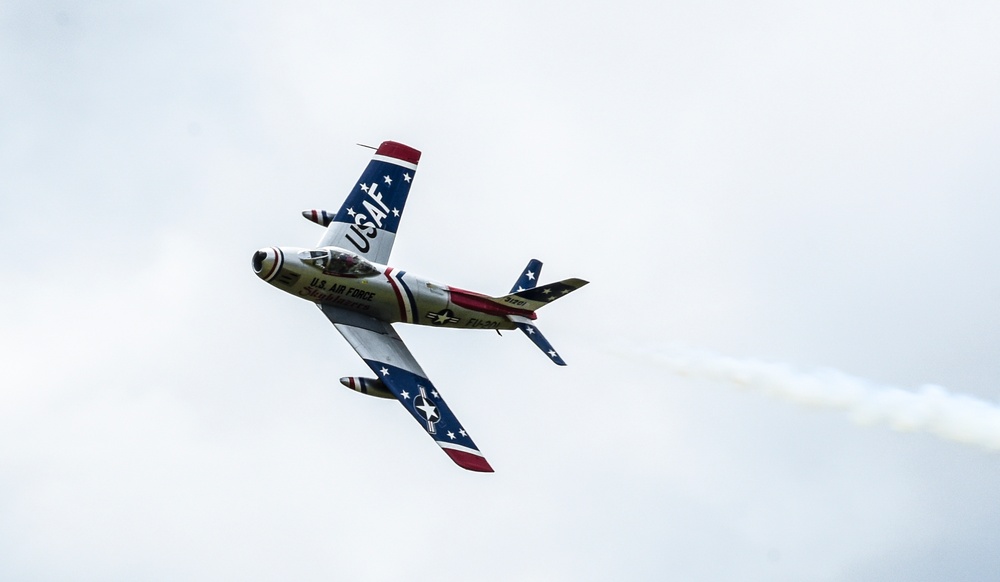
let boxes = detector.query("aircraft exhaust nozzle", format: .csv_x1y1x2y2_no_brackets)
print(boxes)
339,376,395,399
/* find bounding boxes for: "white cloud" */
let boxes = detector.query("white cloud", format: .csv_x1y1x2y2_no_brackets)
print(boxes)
3,0,1000,580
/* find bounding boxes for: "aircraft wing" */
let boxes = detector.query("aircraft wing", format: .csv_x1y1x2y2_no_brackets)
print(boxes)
317,141,421,265
319,305,494,472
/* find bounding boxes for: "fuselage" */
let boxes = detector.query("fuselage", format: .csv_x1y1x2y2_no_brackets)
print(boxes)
252,246,535,330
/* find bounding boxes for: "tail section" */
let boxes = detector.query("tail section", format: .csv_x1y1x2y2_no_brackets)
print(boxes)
502,259,588,366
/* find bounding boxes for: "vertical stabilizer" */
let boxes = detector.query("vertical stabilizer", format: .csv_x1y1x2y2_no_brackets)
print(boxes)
510,259,542,293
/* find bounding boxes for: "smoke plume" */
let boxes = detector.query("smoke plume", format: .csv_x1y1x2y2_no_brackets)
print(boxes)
640,349,1000,451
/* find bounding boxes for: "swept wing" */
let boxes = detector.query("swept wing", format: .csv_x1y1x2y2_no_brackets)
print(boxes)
317,141,421,265
319,305,494,472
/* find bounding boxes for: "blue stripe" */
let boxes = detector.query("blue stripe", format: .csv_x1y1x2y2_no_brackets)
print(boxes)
397,271,419,322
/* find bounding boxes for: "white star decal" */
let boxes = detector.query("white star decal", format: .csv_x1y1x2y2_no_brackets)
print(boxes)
360,183,369,193
561,289,570,294
431,390,439,398
380,367,389,376
383,175,392,185
542,288,552,295
548,350,558,358
346,207,356,217
447,431,456,440
526,326,535,335
403,172,411,182
516,286,525,292
416,400,438,421
392,207,400,217
401,390,410,399
526,270,535,280
459,428,466,437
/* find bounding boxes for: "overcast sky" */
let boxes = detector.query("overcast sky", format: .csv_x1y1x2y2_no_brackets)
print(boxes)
3,1,1000,580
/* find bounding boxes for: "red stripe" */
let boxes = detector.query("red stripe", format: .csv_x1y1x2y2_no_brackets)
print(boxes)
376,141,421,165
442,448,494,472
262,247,282,281
447,287,536,320
384,267,408,323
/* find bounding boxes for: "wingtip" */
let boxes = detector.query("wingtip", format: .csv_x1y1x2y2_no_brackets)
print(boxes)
376,141,421,165
441,445,494,473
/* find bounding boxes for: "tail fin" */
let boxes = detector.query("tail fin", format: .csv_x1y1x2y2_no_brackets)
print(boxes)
503,260,588,366
510,259,542,293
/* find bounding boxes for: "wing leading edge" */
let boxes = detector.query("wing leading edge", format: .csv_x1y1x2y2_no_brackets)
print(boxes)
320,305,494,472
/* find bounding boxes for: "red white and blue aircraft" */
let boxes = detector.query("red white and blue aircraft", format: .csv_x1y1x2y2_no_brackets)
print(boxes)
252,141,587,472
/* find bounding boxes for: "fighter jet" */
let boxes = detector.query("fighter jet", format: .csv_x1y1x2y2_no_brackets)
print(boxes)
252,141,587,472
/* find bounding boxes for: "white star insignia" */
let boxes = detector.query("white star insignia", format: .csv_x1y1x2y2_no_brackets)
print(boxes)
431,390,439,398
392,207,400,217
459,428,467,437
526,326,535,335
548,350,558,358
346,207,356,217
542,288,552,295
526,270,535,280
383,175,392,185
447,431,456,440
360,183,369,193
561,289,570,294
416,400,438,421
380,367,389,376
516,286,525,292
403,172,411,183
401,390,410,399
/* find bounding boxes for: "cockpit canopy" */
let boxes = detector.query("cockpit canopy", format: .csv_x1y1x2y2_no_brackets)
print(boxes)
298,247,379,278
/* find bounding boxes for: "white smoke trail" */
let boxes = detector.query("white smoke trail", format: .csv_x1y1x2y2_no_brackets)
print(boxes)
636,348,1000,451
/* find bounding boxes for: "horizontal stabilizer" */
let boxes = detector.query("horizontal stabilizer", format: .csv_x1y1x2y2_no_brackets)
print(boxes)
508,315,567,366
497,278,588,312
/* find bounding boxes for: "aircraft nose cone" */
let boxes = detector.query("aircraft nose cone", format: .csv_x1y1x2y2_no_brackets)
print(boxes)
252,247,282,281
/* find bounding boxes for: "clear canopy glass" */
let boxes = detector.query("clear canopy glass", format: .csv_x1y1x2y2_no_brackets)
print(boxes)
298,248,378,278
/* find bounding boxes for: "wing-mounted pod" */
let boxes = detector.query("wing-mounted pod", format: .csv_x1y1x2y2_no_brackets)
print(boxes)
303,209,336,227
340,376,395,399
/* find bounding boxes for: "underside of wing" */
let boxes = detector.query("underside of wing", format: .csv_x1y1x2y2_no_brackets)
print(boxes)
320,305,494,472
317,141,420,265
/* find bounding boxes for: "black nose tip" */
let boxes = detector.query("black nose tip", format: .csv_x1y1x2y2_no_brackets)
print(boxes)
252,250,267,273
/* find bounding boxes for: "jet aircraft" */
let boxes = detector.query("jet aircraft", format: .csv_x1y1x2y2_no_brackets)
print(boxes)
252,141,587,472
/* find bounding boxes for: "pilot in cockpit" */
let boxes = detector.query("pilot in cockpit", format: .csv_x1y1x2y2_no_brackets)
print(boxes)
299,248,378,278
